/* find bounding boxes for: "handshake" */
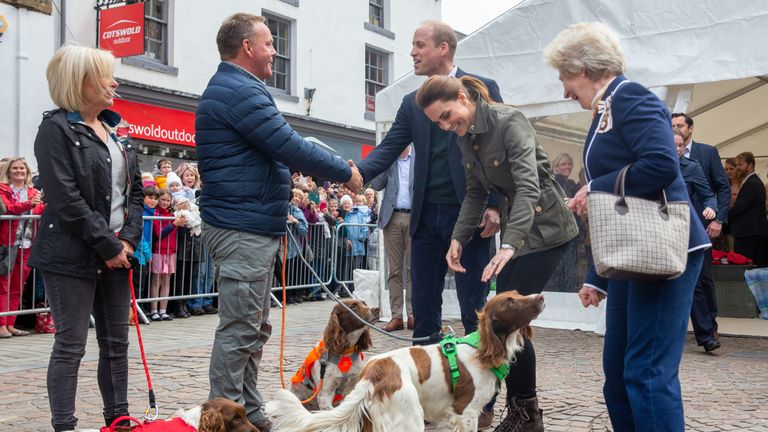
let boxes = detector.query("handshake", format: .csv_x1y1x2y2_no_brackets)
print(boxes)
344,159,364,193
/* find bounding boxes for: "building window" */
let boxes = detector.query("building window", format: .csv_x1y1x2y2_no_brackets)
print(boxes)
144,0,168,64
365,47,388,112
368,0,384,27
266,14,291,93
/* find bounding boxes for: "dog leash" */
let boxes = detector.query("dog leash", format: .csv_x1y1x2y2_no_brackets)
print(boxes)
283,228,441,343
128,264,159,421
277,235,325,404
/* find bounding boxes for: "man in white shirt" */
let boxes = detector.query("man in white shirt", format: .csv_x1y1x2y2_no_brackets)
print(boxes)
371,145,415,331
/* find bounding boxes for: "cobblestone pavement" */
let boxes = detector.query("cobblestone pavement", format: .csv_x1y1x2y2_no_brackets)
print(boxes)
1,300,767,431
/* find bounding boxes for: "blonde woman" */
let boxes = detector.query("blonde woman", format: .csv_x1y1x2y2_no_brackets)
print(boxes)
174,161,200,202
0,157,45,338
544,152,583,294
30,45,144,431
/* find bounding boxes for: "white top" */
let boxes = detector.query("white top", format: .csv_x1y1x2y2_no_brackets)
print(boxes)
106,132,127,233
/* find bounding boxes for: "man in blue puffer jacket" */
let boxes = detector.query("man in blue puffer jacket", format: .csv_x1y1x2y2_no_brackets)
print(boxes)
195,13,362,431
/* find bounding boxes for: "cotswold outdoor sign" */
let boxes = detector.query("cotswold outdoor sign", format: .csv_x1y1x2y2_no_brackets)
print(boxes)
98,2,144,58
112,99,196,147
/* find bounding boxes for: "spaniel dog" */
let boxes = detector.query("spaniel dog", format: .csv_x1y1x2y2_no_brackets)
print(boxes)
81,398,258,432
267,291,545,432
289,298,380,410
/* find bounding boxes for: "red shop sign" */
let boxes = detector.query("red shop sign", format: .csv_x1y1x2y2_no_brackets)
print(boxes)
99,3,145,58
112,99,196,147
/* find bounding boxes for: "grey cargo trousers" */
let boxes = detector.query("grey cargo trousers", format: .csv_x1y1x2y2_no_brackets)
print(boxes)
202,223,279,424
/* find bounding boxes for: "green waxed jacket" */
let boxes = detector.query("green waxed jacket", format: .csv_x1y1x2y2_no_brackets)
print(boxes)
452,99,578,257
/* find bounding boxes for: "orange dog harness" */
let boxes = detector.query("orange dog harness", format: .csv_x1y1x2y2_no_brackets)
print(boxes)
291,340,364,403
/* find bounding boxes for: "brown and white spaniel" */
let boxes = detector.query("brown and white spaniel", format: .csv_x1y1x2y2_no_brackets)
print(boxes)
81,397,257,432
289,298,380,410
266,291,544,432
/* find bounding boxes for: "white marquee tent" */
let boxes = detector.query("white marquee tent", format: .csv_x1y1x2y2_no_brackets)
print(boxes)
368,0,768,331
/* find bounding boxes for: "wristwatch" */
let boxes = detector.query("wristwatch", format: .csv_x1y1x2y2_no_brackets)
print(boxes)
500,244,515,251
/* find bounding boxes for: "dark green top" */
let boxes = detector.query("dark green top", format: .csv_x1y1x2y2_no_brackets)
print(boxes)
425,123,459,205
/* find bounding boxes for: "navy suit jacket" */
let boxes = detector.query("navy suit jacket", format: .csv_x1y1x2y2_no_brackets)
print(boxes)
583,76,710,291
680,156,717,224
357,68,502,236
689,141,731,224
729,173,768,237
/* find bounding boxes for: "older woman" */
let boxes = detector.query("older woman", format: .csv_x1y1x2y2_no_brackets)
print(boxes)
0,157,45,338
30,45,143,431
416,75,578,431
544,23,710,431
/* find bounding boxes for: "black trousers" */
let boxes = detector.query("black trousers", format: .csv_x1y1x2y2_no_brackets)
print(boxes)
690,249,718,345
495,242,567,400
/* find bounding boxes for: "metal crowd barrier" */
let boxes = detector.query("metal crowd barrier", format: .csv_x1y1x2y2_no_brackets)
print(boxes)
0,215,380,325
274,222,379,297
0,214,44,319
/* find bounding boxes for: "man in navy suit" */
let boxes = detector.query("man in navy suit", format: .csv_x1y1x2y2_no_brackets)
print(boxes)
671,113,731,352
354,21,502,345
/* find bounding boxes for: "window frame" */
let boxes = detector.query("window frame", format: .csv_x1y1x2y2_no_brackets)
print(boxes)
264,13,293,95
368,0,384,28
142,0,169,65
365,46,389,113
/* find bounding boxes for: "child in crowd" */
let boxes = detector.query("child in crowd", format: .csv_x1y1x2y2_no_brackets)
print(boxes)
173,196,202,236
165,172,186,204
141,172,156,188
329,198,343,225
138,187,158,265
133,186,159,306
149,188,186,321
172,195,203,318
153,159,173,189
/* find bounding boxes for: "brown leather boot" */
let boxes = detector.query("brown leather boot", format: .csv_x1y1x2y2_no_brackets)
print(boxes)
493,397,543,432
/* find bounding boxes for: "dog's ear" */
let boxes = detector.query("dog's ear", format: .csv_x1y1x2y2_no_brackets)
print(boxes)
323,309,347,355
476,305,507,370
199,401,226,432
520,325,534,340
355,327,373,352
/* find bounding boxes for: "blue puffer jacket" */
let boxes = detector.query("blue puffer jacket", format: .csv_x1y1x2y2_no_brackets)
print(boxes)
195,62,352,236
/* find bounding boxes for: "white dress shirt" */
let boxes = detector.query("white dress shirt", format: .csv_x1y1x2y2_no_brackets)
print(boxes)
395,147,413,210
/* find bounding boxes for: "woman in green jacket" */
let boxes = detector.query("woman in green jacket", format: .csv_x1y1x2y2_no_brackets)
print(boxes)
416,75,578,431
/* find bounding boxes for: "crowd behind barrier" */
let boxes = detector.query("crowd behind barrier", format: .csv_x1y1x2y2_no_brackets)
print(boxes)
2,152,766,329
0,215,379,323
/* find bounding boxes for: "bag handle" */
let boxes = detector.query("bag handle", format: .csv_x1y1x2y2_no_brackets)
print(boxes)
612,164,671,220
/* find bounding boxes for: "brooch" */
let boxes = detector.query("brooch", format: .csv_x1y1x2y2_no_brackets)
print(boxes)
595,98,613,134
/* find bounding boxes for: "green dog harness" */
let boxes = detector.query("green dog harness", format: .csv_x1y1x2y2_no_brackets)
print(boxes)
439,331,510,392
